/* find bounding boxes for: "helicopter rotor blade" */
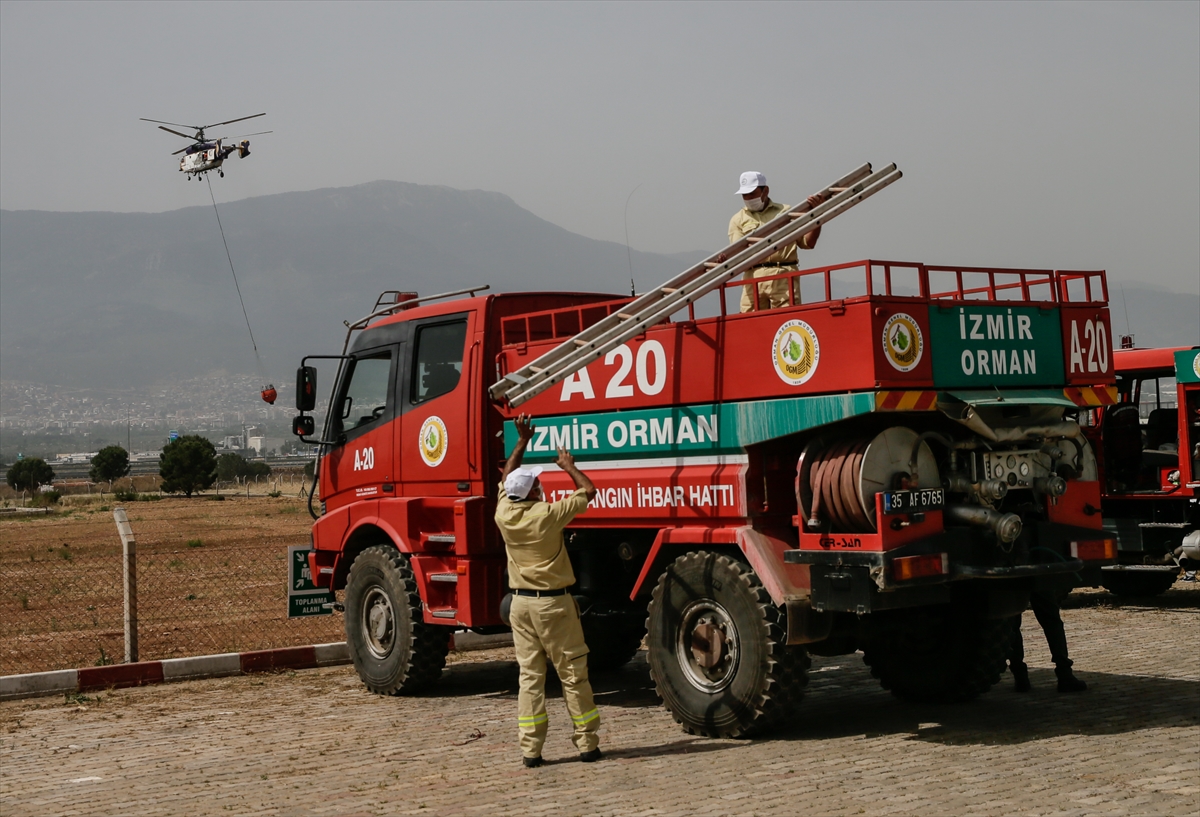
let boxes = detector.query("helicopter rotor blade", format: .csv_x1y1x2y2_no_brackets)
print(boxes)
226,131,273,139
141,117,199,130
157,125,197,140
172,146,192,155
203,112,266,129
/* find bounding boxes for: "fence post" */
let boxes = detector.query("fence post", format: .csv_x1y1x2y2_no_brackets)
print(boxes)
113,507,138,664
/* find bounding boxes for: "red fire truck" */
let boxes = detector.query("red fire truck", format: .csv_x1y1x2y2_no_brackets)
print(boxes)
1083,345,1200,596
292,255,1119,738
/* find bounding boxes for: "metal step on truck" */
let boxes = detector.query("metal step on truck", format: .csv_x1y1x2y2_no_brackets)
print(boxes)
291,165,1118,737
1082,344,1200,596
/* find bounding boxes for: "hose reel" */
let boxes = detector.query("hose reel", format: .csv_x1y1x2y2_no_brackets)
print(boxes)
796,427,940,533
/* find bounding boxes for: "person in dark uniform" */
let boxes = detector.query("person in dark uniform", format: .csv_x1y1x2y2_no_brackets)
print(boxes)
1009,578,1087,693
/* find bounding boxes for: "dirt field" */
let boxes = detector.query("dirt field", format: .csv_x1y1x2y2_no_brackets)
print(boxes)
0,494,341,674
1,585,1197,817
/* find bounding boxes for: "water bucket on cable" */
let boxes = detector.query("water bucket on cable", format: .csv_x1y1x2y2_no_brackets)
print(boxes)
261,384,278,405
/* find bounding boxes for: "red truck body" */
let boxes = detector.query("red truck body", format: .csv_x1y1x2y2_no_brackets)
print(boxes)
1083,345,1200,595
296,259,1119,736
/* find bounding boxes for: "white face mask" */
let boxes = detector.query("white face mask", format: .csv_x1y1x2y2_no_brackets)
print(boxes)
744,196,766,212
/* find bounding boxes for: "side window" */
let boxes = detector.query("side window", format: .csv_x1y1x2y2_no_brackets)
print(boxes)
412,320,468,403
338,352,393,432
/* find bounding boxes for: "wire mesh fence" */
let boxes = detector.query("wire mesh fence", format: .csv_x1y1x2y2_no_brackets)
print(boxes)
1,496,343,676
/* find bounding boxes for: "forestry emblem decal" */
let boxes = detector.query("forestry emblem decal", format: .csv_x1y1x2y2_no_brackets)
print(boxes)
882,313,923,372
419,416,448,467
772,320,820,385
1193,351,1200,380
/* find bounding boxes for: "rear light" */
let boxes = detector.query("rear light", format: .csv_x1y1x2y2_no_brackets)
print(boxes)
892,553,949,581
1070,539,1116,560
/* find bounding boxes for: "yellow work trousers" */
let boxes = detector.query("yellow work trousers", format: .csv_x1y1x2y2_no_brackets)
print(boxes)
509,594,600,758
740,266,796,313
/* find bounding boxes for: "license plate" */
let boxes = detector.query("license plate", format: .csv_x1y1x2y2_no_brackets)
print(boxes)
882,488,944,514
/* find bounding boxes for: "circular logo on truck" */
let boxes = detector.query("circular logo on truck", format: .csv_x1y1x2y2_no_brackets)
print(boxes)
418,416,448,467
882,312,923,372
1193,351,1200,380
772,320,820,385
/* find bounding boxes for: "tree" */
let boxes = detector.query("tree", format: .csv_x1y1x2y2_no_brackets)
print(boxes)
89,445,130,488
217,452,247,482
6,458,55,494
217,452,272,482
159,435,217,497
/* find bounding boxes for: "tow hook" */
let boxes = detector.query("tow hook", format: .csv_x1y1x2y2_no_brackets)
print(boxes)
324,601,346,613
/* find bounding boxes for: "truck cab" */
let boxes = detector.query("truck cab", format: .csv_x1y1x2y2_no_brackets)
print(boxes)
1084,345,1200,595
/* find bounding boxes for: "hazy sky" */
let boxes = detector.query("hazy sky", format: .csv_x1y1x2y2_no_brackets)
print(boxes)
2,1,1198,299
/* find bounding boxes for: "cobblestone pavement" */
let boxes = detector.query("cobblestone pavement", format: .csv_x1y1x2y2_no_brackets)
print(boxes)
3,586,1198,817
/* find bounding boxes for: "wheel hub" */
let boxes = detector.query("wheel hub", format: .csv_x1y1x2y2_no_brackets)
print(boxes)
676,600,739,692
362,586,396,659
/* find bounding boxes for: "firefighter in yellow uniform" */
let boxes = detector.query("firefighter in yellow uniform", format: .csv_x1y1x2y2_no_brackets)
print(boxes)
495,413,600,768
729,171,829,313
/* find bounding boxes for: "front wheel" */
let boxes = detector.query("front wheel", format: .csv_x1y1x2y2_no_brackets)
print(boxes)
646,551,809,738
861,603,1010,703
344,545,449,694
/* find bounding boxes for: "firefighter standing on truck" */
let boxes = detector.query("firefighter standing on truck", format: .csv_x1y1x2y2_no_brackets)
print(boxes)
495,413,601,768
730,171,829,312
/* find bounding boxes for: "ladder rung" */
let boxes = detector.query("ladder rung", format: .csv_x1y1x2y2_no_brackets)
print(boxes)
745,236,765,244
704,262,720,269
618,312,635,320
661,286,679,293
573,337,589,346
529,366,545,373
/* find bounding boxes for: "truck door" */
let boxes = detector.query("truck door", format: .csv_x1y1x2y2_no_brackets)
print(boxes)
401,313,476,493
322,344,398,509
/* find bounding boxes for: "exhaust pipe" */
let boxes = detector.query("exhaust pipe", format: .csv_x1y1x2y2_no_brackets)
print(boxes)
945,504,1023,543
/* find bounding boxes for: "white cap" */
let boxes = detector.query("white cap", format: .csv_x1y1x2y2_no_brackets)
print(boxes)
504,466,543,500
736,171,767,195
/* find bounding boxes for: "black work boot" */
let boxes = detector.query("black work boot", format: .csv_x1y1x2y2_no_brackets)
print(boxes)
522,755,544,768
1055,664,1087,693
1010,661,1031,693
580,748,603,763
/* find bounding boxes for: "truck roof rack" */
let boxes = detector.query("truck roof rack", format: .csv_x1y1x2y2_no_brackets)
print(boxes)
341,285,490,352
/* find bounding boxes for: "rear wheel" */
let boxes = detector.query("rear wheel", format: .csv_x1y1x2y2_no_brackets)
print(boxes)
861,603,1010,703
344,545,449,694
1100,569,1179,598
647,551,809,737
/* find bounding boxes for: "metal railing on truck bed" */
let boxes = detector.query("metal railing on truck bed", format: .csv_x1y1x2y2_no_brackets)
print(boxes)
498,262,1111,349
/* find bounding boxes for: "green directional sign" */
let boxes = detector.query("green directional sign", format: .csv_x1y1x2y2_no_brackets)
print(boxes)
287,545,333,618
928,304,1065,388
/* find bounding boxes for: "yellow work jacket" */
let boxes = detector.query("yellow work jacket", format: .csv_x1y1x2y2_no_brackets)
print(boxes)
495,483,589,590
728,200,800,266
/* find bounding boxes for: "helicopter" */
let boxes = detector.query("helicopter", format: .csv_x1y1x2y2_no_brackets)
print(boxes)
140,113,270,180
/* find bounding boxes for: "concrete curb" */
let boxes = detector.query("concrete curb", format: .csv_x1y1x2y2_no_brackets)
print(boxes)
0,634,514,702
0,642,351,702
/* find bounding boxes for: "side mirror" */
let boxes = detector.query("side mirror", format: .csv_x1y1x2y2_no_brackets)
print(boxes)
296,366,317,412
292,415,315,438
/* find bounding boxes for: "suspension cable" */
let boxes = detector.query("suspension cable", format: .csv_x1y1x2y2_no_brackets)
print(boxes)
206,174,267,381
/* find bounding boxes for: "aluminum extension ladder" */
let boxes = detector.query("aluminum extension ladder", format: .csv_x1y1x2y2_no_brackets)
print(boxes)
489,162,902,407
